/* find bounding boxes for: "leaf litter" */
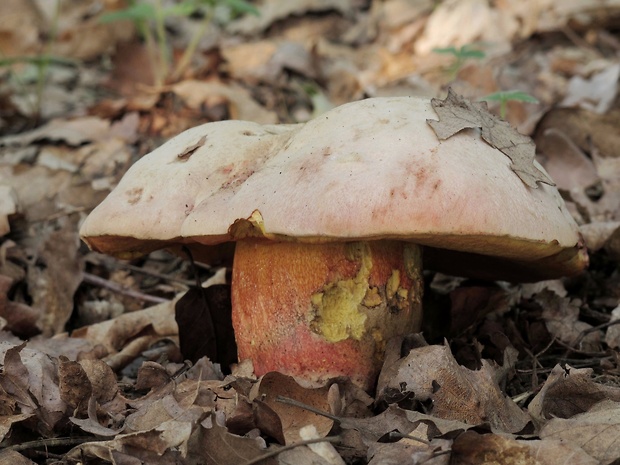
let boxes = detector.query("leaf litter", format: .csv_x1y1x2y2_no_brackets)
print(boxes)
1,0,620,463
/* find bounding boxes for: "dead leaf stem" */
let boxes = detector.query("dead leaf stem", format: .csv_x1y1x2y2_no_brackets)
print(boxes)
2,436,107,453
82,272,169,304
240,436,342,465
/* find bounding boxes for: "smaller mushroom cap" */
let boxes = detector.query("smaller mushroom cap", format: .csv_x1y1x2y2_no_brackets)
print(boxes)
80,97,587,281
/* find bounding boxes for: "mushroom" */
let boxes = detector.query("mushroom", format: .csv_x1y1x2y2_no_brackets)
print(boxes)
80,96,588,390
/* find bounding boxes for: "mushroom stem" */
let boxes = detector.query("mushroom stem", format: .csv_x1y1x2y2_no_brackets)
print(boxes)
231,240,424,390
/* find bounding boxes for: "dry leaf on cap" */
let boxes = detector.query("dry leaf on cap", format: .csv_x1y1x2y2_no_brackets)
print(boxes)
376,343,530,433
427,88,554,188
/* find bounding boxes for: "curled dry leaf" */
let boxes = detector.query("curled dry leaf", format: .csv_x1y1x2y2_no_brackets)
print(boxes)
67,419,193,464
71,297,179,371
528,364,620,425
376,343,530,433
427,89,553,188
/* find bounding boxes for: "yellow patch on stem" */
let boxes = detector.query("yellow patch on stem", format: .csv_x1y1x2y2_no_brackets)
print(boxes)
310,242,372,342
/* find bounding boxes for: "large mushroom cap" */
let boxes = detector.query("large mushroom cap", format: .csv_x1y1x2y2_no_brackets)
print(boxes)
80,96,587,281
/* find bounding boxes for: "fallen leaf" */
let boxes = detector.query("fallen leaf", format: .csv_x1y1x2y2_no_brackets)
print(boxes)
535,290,601,352
27,217,83,336
58,355,92,412
0,413,33,443
427,89,554,188
451,430,597,465
67,419,192,463
185,412,277,465
0,274,40,338
0,342,67,435
604,305,620,349
0,116,112,147
250,372,334,445
227,0,355,35
540,400,620,464
71,297,179,371
0,450,37,465
449,284,509,336
528,364,620,425
561,63,620,114
222,40,316,84
376,343,530,433
175,284,236,370
535,127,600,191
368,433,452,465
0,185,18,236
172,80,278,124
339,404,420,448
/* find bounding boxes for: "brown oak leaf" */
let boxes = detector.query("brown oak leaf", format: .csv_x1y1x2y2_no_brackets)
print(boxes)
427,88,554,188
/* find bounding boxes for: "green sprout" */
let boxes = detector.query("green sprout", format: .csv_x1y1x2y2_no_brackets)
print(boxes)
432,45,485,79
481,90,539,118
0,0,72,123
100,0,259,86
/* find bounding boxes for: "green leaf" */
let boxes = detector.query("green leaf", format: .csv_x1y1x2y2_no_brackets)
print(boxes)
432,45,485,59
162,1,198,17
99,3,157,23
222,0,260,16
482,90,539,104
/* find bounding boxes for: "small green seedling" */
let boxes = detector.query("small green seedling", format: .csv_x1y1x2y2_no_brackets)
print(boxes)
0,0,70,122
432,45,485,79
481,90,539,119
101,0,259,86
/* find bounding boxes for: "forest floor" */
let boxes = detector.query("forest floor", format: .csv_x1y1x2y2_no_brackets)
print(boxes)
1,1,620,464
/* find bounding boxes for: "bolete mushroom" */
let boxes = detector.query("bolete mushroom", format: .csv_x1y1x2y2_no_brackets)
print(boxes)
80,96,587,390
